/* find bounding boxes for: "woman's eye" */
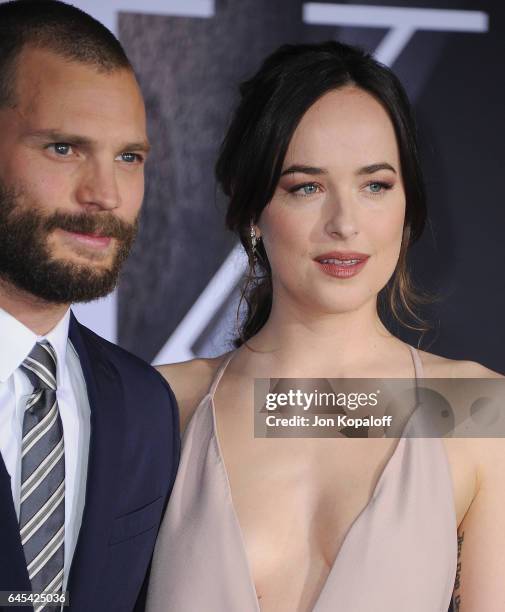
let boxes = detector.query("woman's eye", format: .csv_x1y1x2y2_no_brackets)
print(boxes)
366,181,392,195
49,143,73,156
291,183,320,196
118,152,143,163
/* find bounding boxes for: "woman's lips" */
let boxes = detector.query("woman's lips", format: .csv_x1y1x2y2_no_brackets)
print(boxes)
61,229,112,249
314,255,370,279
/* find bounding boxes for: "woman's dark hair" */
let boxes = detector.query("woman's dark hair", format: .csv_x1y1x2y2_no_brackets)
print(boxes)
215,41,430,347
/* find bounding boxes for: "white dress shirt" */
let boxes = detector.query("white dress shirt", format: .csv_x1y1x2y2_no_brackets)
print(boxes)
0,306,90,590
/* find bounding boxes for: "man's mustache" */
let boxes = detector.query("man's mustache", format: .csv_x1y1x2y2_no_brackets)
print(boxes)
43,211,138,242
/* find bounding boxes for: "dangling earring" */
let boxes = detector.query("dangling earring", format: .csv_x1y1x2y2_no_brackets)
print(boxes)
250,222,258,254
249,221,262,272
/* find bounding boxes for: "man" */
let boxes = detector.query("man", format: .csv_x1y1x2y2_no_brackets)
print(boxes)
0,2,179,611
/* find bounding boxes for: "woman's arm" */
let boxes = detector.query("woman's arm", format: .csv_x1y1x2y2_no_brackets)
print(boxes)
454,437,505,611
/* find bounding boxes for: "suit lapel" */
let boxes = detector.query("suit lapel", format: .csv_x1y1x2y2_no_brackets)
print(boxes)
0,456,31,592
66,313,126,608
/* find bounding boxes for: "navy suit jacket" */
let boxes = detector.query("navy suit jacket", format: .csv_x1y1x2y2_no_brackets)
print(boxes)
0,312,180,611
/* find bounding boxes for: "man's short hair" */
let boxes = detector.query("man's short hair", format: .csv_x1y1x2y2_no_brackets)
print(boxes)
0,0,133,106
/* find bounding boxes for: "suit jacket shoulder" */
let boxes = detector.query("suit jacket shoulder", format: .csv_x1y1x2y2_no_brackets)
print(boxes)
64,315,180,612
75,321,176,397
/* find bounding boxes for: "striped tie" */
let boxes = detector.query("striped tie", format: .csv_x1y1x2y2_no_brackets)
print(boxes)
19,341,65,609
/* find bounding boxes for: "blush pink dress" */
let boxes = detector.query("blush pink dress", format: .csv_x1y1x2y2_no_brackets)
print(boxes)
146,345,457,611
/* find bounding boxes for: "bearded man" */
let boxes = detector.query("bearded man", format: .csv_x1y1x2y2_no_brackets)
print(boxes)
0,2,179,611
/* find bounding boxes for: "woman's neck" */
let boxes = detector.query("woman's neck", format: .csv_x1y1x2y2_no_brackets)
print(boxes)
241,294,402,377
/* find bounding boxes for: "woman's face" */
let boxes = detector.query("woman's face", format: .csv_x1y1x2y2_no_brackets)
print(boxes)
257,86,406,316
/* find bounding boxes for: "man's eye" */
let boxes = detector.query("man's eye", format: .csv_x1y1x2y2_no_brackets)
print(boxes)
49,143,73,156
118,152,143,163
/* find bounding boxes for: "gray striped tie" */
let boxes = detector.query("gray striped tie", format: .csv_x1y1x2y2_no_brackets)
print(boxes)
19,341,65,609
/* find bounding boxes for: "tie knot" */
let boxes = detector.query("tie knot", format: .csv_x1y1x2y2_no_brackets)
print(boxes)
21,341,58,391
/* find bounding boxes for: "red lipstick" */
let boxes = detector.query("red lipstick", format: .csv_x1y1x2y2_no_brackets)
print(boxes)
314,251,370,279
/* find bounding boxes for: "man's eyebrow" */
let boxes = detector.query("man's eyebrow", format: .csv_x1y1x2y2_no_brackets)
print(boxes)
25,129,151,153
25,129,93,146
124,141,151,154
356,162,397,175
280,165,329,176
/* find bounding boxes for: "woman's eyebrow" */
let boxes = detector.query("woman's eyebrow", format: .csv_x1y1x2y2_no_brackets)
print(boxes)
280,164,328,176
356,162,397,175
280,162,397,177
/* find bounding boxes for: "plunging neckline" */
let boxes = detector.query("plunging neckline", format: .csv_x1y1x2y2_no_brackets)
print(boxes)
208,347,422,611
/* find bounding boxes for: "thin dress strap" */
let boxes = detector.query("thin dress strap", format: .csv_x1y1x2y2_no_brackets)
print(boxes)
408,344,424,406
408,345,425,380
208,352,235,398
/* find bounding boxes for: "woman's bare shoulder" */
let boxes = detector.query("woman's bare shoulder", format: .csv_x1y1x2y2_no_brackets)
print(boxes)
156,353,232,432
156,355,225,390
416,348,503,378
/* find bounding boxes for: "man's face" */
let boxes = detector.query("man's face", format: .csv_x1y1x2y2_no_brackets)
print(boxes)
0,46,149,303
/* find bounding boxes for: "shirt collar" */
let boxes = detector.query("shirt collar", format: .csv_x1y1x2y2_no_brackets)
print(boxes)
0,307,71,384
41,309,71,388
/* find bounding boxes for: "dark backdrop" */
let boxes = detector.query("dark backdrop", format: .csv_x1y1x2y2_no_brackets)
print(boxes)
114,0,505,373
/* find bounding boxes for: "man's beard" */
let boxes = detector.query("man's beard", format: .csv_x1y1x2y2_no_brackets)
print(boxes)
0,184,139,304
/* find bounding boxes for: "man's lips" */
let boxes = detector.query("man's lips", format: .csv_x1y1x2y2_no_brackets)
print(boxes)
60,229,113,248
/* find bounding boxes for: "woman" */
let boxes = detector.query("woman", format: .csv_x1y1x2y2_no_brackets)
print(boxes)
147,41,504,611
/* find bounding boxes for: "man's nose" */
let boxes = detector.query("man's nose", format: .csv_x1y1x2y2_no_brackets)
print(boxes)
75,160,120,212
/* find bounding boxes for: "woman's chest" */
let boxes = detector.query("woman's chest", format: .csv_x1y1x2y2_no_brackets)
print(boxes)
217,416,403,609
